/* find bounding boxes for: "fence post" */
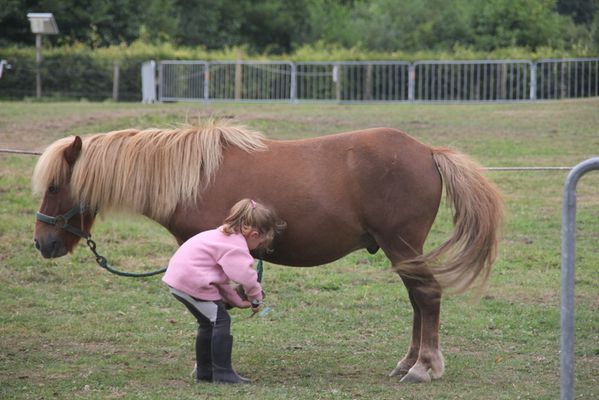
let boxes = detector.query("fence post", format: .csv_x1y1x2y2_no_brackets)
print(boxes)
408,64,415,101
141,60,157,103
35,34,42,98
560,61,567,99
560,156,599,400
365,64,372,100
235,57,242,100
204,63,210,101
530,62,537,100
158,61,164,102
112,61,120,101
500,63,507,99
333,64,341,102
290,62,297,102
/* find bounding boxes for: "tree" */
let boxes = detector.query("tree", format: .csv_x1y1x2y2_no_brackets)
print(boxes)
471,0,569,50
556,0,598,25
0,0,178,47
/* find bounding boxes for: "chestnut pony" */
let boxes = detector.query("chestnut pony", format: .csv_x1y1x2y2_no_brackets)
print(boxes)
32,120,503,383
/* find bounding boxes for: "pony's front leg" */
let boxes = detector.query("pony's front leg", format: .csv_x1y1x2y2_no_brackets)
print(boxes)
399,278,445,383
389,289,421,378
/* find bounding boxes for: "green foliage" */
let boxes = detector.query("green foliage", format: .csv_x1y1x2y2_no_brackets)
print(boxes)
1,0,599,54
471,0,571,50
0,0,179,48
0,45,145,100
592,9,599,51
557,0,599,25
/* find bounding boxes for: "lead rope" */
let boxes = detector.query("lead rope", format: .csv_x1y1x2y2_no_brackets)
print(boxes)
85,237,167,277
77,207,167,278
256,259,264,283
253,259,272,317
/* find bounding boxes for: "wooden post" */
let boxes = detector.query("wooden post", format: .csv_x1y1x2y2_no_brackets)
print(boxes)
112,61,120,101
365,64,372,100
408,64,415,101
500,63,507,99
560,62,567,99
35,34,42,98
235,55,242,100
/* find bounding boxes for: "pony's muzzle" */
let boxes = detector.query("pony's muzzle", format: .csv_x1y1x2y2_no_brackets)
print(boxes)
34,237,67,258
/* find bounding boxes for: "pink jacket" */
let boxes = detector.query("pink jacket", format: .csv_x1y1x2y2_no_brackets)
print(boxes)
163,227,263,304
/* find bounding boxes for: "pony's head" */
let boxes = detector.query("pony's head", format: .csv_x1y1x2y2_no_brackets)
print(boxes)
32,136,96,258
31,121,267,258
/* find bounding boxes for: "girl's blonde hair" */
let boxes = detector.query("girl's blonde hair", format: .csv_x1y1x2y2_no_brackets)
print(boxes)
222,199,286,251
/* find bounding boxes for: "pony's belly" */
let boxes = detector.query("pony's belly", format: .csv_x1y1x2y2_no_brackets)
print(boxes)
261,234,375,267
264,250,356,267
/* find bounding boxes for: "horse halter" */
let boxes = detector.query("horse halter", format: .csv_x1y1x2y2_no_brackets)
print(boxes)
35,202,91,239
36,202,167,278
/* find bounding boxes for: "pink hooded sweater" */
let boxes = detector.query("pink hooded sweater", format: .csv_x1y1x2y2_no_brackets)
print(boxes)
163,227,263,304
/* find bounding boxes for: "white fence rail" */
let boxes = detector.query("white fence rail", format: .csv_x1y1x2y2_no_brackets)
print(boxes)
150,58,599,103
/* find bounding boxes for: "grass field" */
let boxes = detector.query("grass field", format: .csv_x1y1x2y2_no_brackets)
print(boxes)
1,100,598,399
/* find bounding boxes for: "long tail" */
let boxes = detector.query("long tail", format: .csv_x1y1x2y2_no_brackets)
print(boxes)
397,148,504,294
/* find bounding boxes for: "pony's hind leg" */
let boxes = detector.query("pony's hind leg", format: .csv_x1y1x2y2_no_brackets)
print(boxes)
374,232,445,383
388,288,421,378
397,273,445,383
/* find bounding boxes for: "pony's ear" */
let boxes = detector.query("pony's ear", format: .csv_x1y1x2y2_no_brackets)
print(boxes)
64,136,82,166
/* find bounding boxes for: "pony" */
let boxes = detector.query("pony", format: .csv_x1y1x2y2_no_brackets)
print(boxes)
32,119,503,383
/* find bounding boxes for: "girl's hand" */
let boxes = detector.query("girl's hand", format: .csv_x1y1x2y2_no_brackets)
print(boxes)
237,300,252,309
215,283,251,309
250,298,263,316
250,304,262,317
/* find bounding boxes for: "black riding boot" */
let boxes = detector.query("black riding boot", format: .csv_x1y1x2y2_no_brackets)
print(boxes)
195,336,213,382
212,334,250,384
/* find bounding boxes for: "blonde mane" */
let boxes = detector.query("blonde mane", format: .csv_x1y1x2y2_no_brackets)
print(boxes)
32,120,267,224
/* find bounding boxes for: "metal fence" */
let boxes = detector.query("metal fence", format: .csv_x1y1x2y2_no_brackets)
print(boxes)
155,58,599,103
536,58,599,100
296,62,411,101
413,60,532,101
159,61,207,102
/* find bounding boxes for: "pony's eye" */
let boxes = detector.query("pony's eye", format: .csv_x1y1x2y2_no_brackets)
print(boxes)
48,185,59,194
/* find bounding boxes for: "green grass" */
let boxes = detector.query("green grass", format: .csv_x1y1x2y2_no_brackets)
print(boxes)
1,100,598,399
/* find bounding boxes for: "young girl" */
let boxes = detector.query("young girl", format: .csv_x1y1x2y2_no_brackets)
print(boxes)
163,199,286,384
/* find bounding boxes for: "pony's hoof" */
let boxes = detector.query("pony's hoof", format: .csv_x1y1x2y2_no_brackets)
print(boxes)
389,358,416,378
388,367,409,378
399,366,431,384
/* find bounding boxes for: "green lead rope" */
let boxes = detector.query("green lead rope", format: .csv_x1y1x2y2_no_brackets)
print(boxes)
255,259,271,317
256,259,264,283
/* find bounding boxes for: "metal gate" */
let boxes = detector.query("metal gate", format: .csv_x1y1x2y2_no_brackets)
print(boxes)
560,157,599,400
